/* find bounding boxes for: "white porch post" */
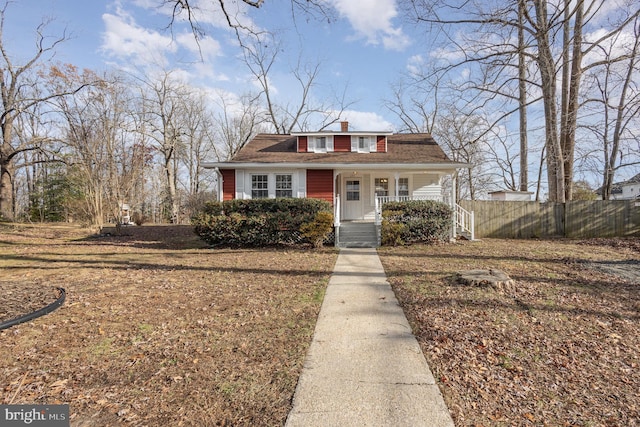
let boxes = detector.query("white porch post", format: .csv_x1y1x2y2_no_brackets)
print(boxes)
450,172,457,239
394,172,400,199
333,171,340,226
450,172,456,207
215,168,223,202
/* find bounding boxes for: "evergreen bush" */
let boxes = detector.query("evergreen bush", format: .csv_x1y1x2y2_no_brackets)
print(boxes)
300,211,334,248
380,200,452,245
192,198,333,247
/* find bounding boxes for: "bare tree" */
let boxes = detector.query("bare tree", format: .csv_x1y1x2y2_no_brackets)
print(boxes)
240,32,352,133
0,2,89,220
136,70,190,223
212,90,266,160
179,90,217,196
385,76,441,134
433,105,494,201
164,0,333,42
402,0,640,202
517,0,529,192
582,14,640,199
45,66,138,226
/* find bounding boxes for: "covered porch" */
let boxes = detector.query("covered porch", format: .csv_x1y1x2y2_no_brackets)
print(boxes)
332,169,474,245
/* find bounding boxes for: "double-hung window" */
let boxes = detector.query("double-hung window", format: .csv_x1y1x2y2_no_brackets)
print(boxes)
310,136,333,153
316,136,327,151
358,136,368,151
251,175,268,199
275,174,293,198
351,135,376,153
398,178,410,198
375,178,389,197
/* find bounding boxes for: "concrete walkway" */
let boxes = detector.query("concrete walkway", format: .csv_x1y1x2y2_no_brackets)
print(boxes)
285,248,455,427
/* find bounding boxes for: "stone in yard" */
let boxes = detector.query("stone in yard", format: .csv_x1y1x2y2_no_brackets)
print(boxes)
456,269,516,293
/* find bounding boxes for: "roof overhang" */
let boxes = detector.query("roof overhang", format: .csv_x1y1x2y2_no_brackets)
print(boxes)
202,162,470,171
291,131,394,137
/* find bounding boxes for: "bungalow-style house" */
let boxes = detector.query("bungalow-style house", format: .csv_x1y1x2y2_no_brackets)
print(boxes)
202,122,472,246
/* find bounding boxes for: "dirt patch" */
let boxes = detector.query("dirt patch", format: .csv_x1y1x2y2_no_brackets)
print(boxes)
379,238,640,426
0,223,337,426
587,259,640,283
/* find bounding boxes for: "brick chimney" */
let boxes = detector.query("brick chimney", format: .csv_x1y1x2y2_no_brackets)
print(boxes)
340,121,349,132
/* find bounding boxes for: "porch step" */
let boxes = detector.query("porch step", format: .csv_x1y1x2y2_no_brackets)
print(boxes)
456,228,472,240
337,222,379,248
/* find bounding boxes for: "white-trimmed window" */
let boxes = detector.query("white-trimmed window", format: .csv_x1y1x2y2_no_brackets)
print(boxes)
351,135,376,153
398,177,410,197
346,180,360,201
375,178,389,197
251,174,268,199
275,174,293,198
310,135,333,153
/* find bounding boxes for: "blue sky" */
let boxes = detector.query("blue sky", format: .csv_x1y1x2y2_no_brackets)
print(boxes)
5,0,638,190
4,0,423,132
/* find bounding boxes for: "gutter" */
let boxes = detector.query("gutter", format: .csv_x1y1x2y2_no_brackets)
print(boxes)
201,162,471,171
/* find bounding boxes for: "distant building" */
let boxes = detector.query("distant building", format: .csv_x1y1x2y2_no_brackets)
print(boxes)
597,173,640,200
489,190,534,201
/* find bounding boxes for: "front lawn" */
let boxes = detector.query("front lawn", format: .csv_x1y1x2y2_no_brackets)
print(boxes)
0,224,337,426
379,238,640,426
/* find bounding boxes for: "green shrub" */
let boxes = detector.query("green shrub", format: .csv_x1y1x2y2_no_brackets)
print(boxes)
381,200,452,245
381,219,406,246
192,198,333,247
300,211,334,248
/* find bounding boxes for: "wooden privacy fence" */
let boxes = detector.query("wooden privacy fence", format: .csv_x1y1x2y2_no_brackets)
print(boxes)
458,200,640,239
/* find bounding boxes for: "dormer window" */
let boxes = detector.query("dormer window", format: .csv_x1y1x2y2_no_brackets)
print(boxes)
351,135,376,153
309,135,334,153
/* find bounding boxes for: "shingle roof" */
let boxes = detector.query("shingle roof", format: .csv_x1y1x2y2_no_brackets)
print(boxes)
229,133,455,165
596,172,640,195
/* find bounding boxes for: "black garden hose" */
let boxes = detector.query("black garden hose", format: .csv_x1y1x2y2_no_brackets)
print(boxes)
0,287,66,330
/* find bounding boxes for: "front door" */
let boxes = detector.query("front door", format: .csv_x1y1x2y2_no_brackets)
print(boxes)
343,179,363,220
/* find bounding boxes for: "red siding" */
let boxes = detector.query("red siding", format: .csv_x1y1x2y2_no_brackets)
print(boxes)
334,135,351,152
377,135,387,152
298,136,308,152
221,169,235,201
306,170,334,204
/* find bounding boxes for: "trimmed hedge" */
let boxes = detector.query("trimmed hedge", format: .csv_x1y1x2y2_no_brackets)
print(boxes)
381,200,452,245
192,198,333,247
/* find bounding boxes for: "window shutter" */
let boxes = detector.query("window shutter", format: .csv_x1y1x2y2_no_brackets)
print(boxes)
326,136,334,152
369,136,377,152
351,136,358,152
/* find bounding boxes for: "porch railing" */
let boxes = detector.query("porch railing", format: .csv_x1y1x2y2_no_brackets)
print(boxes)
454,203,475,241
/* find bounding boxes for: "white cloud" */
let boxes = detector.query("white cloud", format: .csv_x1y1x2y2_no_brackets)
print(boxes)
329,0,410,51
338,110,394,131
101,8,176,67
406,54,425,75
176,32,222,62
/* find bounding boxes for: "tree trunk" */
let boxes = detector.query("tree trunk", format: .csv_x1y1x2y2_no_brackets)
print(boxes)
518,0,528,192
534,0,565,202
560,0,584,201
0,159,14,220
